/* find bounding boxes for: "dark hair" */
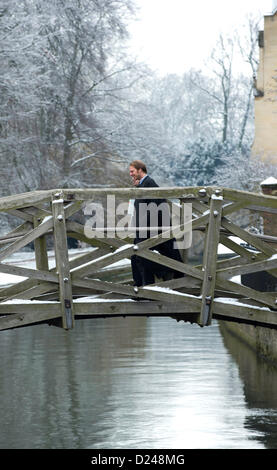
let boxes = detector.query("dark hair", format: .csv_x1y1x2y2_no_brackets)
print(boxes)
129,160,147,173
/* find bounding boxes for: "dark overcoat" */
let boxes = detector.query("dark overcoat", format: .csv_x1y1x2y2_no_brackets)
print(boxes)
131,175,184,286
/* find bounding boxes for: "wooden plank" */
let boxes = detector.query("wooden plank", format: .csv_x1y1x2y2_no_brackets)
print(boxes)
68,247,114,269
215,275,277,308
66,221,124,248
0,216,53,262
0,235,26,246
137,248,204,281
155,275,201,290
0,307,60,331
62,186,216,201
221,217,277,257
193,199,246,218
0,186,276,213
0,301,60,314
219,235,258,259
0,263,58,283
223,187,277,210
213,298,277,328
1,282,57,301
0,221,33,240
52,197,74,329
1,295,277,331
222,201,248,216
72,276,202,306
71,297,277,328
0,190,52,212
217,254,277,278
73,299,200,316
33,216,49,271
0,277,41,299
245,205,277,215
215,255,251,270
7,209,35,222
63,200,83,218
199,195,223,326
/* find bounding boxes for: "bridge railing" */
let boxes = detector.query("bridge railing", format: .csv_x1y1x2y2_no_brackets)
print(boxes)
0,186,277,331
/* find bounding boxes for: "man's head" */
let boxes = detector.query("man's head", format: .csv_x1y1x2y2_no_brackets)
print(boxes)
129,160,147,186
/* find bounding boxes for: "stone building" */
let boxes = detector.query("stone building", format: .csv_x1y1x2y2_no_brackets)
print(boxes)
252,1,277,162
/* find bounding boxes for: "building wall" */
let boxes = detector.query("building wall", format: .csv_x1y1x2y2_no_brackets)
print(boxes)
252,11,277,162
219,321,277,364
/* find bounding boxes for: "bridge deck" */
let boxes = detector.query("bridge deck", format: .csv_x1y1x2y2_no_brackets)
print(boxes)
0,185,277,331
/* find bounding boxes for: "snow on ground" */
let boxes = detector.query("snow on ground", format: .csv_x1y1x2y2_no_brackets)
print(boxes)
217,236,243,255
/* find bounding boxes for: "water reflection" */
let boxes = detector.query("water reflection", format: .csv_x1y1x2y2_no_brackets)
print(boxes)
220,322,277,449
0,316,274,448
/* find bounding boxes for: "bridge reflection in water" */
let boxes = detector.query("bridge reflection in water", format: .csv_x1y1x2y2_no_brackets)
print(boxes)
1,316,275,449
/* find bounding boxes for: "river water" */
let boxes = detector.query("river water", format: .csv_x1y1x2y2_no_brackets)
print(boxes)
1,316,277,449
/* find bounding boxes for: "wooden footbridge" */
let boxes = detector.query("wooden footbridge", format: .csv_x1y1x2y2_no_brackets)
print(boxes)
1,186,277,332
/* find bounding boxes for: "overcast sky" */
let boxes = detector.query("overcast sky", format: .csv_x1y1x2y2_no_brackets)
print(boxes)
128,0,274,75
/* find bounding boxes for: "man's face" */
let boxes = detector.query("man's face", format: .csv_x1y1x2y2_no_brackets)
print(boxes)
129,166,142,186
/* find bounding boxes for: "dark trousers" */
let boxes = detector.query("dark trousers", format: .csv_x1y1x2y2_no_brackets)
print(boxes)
131,254,156,287
131,238,184,287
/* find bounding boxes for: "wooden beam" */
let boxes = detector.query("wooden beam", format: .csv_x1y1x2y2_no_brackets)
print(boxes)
62,186,215,201
0,216,53,262
215,275,277,309
136,249,204,280
217,254,277,279
199,195,223,326
0,306,60,331
33,216,49,271
52,196,74,330
72,276,202,306
213,298,277,328
223,187,277,210
219,234,258,259
221,218,276,257
0,190,52,212
73,299,200,317
0,263,58,283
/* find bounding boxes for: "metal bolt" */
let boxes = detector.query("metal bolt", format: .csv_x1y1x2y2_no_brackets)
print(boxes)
275,299,277,305
213,210,219,217
251,255,256,260
199,188,206,197
54,192,62,198
57,214,63,221
134,286,139,293
208,275,212,281
133,245,139,251
64,277,69,283
215,189,221,196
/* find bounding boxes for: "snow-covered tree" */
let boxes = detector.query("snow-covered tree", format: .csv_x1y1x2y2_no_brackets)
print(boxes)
0,0,136,193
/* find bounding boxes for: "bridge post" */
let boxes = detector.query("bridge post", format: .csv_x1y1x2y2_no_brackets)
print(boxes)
199,193,223,326
33,215,49,271
52,193,74,330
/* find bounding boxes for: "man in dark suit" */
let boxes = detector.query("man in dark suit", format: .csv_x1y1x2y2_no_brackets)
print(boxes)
129,160,184,286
